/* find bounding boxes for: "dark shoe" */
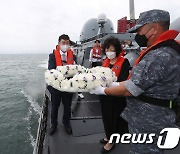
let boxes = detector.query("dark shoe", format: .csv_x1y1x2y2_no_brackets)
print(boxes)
100,138,108,144
101,143,115,153
64,124,72,135
49,126,57,135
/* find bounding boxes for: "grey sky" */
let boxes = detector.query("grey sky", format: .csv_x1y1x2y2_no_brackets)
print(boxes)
0,0,180,54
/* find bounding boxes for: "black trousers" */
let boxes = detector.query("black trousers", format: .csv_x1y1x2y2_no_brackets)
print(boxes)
92,62,102,67
100,96,128,140
48,86,73,127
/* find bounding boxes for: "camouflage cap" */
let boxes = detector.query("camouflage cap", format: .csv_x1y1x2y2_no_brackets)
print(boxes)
128,9,170,33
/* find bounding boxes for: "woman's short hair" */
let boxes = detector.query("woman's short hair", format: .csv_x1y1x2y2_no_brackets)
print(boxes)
102,36,122,57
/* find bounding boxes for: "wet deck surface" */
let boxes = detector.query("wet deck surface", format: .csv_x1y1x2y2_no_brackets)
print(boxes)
43,93,180,154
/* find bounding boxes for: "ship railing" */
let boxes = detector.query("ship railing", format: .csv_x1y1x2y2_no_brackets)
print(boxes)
33,88,50,154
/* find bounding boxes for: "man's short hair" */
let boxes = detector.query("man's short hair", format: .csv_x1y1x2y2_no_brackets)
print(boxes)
95,40,100,43
158,21,170,31
58,34,70,42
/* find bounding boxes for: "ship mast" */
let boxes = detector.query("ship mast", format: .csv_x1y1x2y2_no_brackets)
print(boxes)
129,0,135,20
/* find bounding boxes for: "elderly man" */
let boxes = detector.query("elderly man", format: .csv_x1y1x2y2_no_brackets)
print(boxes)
90,9,180,154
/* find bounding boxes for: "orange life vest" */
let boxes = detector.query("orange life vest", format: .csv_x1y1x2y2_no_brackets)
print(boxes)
128,30,179,79
53,45,74,66
103,54,126,77
92,46,102,59
120,50,126,57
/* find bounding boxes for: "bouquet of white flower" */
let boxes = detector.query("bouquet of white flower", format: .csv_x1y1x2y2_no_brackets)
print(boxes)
45,65,117,92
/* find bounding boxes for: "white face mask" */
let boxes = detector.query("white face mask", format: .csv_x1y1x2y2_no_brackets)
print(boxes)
106,52,116,59
61,45,69,52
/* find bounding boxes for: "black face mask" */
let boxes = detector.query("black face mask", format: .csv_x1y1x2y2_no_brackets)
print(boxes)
135,27,154,47
135,34,148,47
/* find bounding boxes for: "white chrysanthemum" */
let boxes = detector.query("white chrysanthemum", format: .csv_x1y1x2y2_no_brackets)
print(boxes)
66,65,78,77
71,79,79,91
45,65,117,92
90,66,112,75
45,69,56,85
76,74,88,89
57,65,84,77
57,72,65,81
61,79,71,91
77,65,87,74
52,79,61,90
85,73,95,89
91,74,102,87
56,66,67,74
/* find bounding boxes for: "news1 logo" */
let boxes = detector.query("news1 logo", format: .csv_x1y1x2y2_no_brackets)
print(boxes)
157,128,180,149
109,128,180,149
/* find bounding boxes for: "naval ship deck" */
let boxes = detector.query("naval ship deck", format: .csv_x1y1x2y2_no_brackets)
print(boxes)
41,92,180,154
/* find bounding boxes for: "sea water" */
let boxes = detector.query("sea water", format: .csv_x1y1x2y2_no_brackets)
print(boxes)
0,54,48,154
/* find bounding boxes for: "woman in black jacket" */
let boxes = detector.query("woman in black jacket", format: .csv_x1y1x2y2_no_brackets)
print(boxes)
100,37,130,153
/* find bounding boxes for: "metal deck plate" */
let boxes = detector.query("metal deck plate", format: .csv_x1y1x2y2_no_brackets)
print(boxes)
42,92,180,154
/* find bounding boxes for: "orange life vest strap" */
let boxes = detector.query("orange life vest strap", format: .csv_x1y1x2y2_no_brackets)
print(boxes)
134,30,179,66
92,46,102,59
127,30,179,79
53,45,74,66
103,54,126,77
120,50,126,57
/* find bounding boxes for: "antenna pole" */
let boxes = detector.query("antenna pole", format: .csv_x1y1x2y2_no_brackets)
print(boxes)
129,0,135,20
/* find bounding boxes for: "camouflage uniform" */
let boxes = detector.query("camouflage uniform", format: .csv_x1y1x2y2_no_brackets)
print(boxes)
122,10,180,154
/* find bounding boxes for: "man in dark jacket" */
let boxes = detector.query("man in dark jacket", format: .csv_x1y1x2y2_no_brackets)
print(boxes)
48,34,74,135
